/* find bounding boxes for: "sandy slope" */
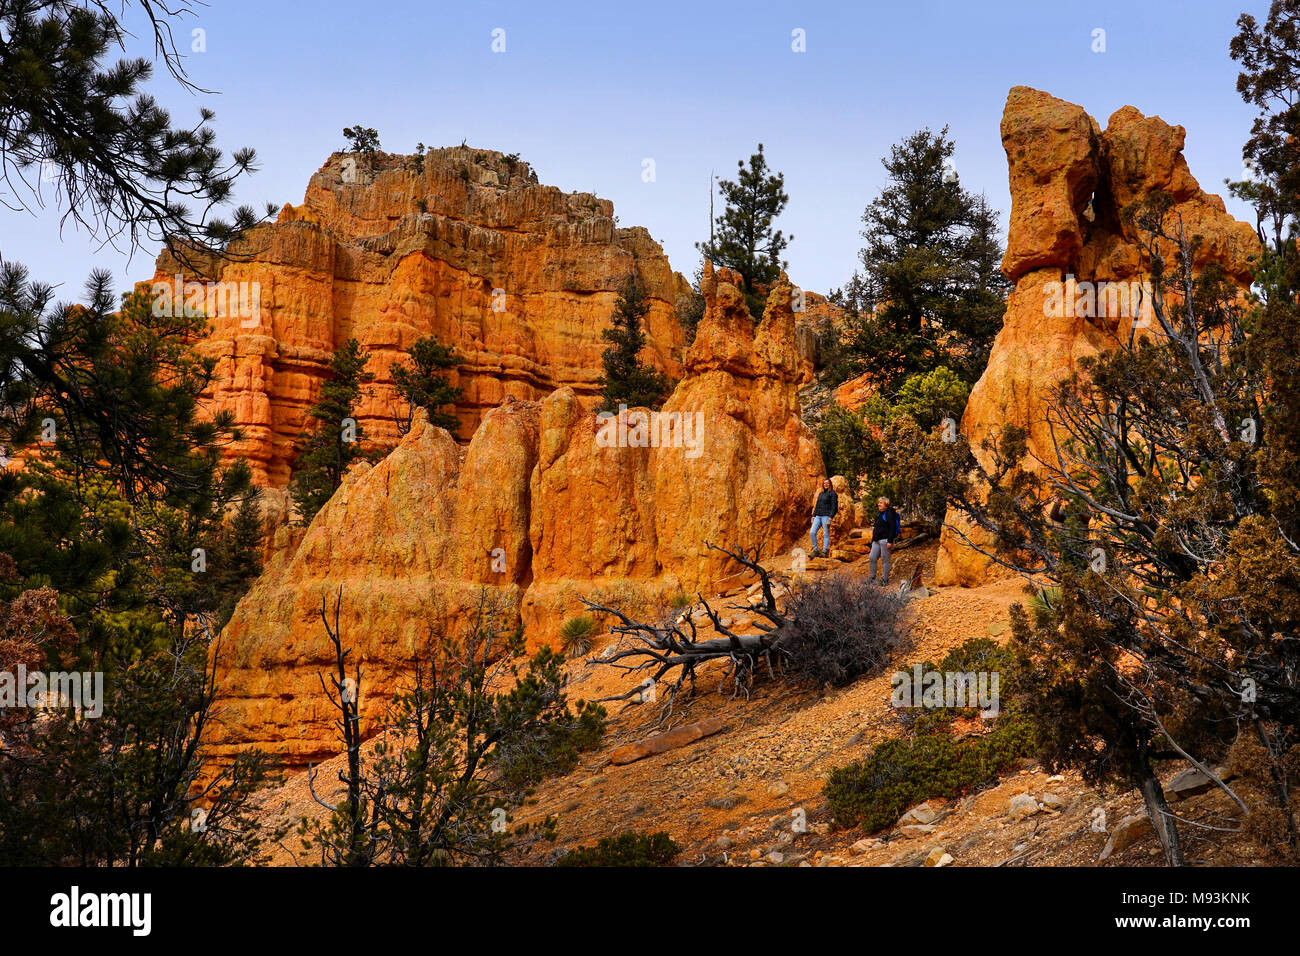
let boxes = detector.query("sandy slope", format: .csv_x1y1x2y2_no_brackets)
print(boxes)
246,543,1266,867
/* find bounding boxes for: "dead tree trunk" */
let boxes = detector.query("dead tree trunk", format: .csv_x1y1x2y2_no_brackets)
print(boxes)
582,543,790,715
1134,747,1184,867
310,586,373,866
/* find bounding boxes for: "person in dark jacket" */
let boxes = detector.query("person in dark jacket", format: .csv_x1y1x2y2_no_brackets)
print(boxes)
810,479,838,557
869,496,901,584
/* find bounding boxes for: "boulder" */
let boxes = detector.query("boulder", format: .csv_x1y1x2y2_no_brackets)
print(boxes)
925,848,954,867
1164,767,1217,802
1099,813,1152,860
1008,793,1041,821
608,716,727,766
899,801,941,826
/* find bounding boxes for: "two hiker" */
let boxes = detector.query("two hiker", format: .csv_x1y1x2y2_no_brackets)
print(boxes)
809,480,902,583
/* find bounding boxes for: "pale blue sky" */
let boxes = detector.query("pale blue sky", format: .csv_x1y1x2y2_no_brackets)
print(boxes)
4,0,1267,302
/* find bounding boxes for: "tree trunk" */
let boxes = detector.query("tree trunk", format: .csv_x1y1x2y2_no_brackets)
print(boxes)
1137,758,1183,867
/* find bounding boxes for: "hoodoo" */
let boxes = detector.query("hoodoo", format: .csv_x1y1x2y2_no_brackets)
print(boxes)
934,87,1259,586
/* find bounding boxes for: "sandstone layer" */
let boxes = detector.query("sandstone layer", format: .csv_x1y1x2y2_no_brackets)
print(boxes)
156,147,687,486
210,266,824,768
935,87,1259,586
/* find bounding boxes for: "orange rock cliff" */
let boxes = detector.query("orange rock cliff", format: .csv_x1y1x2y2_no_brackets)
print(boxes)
205,254,824,769
195,86,1258,765
155,146,688,488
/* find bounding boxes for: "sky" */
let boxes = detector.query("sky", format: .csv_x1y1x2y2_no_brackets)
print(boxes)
3,0,1269,302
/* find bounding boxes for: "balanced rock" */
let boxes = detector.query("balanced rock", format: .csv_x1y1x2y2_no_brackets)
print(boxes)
936,88,1258,586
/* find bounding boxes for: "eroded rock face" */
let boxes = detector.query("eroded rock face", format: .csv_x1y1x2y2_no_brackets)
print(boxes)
832,371,878,414
207,402,538,769
157,147,686,486
935,87,1259,587
650,264,826,585
211,266,823,768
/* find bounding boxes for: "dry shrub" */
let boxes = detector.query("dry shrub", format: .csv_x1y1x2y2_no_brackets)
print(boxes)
780,573,911,688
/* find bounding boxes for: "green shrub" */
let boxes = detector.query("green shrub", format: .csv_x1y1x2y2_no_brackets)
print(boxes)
823,637,1035,831
932,635,1006,674
666,591,693,614
1027,586,1060,616
892,366,970,432
905,637,1022,724
824,716,1033,832
488,646,606,791
814,400,884,497
559,615,598,658
555,831,680,867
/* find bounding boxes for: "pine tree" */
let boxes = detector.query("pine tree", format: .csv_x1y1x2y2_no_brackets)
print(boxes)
0,2,276,268
956,193,1014,382
391,335,463,435
675,261,707,347
1230,0,1300,249
847,128,1011,392
596,278,673,412
342,125,381,154
208,492,264,628
290,339,374,523
0,283,278,866
0,1,281,867
697,144,792,317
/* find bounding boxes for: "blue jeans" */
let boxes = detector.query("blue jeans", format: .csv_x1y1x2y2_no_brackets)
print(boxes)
810,515,832,552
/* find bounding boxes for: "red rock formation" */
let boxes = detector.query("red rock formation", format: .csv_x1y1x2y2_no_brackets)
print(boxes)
154,147,687,486
832,371,879,415
210,266,823,769
935,87,1259,586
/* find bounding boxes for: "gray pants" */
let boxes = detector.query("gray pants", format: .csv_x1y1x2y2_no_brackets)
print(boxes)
869,541,891,582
